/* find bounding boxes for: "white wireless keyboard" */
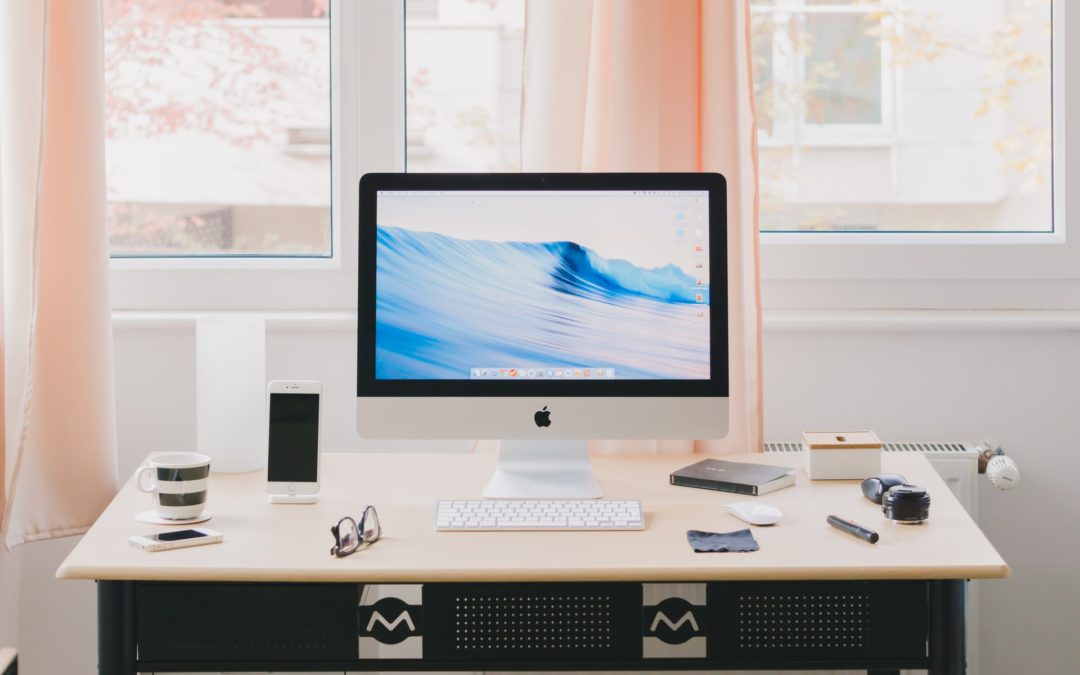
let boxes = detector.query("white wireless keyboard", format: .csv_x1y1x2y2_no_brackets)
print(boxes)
436,499,645,531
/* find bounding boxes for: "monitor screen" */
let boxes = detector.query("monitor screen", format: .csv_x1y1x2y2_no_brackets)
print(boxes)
357,173,727,402
375,189,710,381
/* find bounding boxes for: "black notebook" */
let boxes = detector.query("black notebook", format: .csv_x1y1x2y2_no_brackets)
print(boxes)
670,459,796,496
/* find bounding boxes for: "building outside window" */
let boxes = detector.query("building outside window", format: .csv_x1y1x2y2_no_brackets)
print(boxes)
751,0,1052,233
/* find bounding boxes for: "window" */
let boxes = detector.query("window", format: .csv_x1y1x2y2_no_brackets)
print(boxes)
752,0,1053,233
111,0,1075,311
104,0,332,256
404,0,524,171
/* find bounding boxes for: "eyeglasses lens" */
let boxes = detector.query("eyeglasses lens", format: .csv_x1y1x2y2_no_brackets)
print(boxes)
337,517,359,554
361,507,381,542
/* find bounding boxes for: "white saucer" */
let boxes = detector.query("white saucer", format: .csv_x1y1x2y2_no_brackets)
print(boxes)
135,510,212,526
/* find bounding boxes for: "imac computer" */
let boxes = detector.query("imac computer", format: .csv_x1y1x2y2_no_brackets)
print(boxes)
357,173,729,499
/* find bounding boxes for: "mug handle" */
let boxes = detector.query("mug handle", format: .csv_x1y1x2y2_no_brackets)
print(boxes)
136,466,156,493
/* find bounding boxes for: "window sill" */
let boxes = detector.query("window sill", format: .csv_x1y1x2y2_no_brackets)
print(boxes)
764,308,1080,332
111,309,358,331
758,137,894,150
110,308,1080,333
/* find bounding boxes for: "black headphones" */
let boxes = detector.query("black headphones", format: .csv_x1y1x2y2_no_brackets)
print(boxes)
861,473,909,503
861,474,931,523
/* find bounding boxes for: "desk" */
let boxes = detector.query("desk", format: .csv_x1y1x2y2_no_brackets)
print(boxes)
0,648,16,675
59,452,1008,674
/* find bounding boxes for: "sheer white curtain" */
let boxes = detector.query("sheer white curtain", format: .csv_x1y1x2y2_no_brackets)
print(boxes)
0,0,118,548
520,0,763,454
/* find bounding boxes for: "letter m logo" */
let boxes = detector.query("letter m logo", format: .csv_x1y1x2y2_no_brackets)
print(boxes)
359,597,422,645
367,610,415,633
643,597,706,645
650,610,698,633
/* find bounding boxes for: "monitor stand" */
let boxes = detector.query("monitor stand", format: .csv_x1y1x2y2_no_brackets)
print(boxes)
482,440,603,499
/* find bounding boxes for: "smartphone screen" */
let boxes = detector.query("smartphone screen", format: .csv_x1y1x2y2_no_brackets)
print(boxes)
268,393,320,483
152,529,208,542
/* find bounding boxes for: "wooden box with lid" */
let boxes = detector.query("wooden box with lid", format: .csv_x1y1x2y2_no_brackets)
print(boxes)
803,430,883,480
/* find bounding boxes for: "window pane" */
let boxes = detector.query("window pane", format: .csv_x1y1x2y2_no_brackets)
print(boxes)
751,15,776,137
805,12,881,125
104,0,331,256
405,0,525,172
753,0,1053,232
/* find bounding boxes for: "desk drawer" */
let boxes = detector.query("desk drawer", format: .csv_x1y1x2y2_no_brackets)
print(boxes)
137,582,357,664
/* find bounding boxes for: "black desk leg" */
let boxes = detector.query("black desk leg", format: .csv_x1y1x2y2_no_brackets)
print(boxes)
929,579,966,675
97,581,136,675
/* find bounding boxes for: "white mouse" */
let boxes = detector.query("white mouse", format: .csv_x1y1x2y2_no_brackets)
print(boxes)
725,501,782,526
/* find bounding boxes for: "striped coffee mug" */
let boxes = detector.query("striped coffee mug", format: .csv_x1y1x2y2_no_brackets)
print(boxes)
137,453,211,520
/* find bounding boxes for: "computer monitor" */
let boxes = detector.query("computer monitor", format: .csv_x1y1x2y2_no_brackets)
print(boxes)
357,173,729,498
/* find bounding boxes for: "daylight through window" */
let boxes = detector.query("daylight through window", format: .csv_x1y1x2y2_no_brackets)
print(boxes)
751,0,1053,232
104,0,331,256
405,0,1053,234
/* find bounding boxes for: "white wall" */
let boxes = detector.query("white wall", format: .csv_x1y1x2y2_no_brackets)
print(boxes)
2,313,1078,673
765,316,1080,675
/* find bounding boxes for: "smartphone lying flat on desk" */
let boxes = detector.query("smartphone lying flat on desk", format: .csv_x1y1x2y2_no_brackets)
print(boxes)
129,528,223,552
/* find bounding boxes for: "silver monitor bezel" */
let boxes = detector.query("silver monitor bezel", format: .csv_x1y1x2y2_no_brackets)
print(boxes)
356,172,729,441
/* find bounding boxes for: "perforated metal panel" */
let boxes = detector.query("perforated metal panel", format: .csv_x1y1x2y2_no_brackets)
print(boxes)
131,580,934,671
456,592,614,650
708,581,927,662
736,591,870,650
423,583,642,662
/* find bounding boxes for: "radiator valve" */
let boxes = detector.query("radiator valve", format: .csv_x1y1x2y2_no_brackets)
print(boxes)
977,442,1021,491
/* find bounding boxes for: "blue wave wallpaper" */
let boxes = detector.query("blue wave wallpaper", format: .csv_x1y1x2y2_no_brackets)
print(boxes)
375,226,711,379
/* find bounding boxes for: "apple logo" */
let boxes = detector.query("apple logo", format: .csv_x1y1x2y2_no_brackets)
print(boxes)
534,406,552,428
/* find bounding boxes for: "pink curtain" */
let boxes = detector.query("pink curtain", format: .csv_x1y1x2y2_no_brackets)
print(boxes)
521,0,762,454
0,0,119,548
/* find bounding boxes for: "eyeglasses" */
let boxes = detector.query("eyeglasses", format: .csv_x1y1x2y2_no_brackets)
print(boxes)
330,505,382,557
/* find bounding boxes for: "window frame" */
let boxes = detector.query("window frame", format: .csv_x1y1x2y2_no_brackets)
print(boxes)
759,0,1078,310
109,0,405,311
112,0,1078,313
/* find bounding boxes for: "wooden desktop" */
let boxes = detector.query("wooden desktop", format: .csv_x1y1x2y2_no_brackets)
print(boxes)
59,451,1008,674
0,647,16,675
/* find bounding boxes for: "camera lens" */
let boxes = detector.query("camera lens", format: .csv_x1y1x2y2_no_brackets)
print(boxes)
882,485,930,524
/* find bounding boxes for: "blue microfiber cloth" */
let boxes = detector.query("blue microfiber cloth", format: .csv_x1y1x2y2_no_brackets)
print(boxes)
687,528,759,553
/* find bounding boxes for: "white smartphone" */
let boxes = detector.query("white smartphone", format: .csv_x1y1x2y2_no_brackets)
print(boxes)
129,528,223,552
266,380,322,503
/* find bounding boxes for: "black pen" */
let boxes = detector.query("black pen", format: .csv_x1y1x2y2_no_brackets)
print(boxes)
827,515,879,544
